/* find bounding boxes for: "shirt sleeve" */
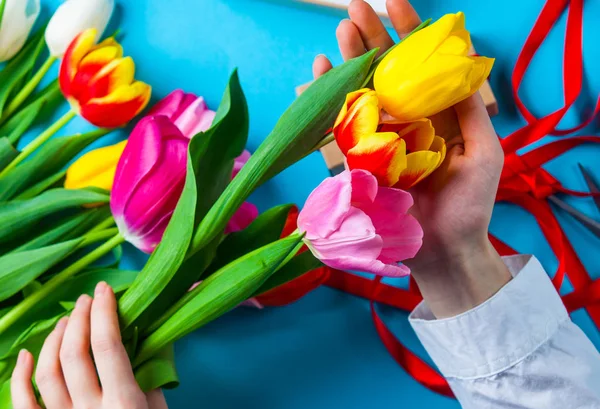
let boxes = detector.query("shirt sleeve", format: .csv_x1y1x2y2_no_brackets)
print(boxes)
409,255,600,409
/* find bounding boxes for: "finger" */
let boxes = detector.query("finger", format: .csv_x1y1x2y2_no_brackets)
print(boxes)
91,282,139,394
337,19,365,60
36,317,71,409
11,350,41,409
146,389,169,409
386,0,422,38
60,295,101,405
348,0,394,55
453,92,502,164
312,54,333,79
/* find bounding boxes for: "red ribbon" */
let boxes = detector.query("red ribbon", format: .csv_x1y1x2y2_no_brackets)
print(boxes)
261,0,600,399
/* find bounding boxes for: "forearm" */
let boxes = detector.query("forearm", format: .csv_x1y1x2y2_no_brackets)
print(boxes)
410,255,600,408
410,237,511,319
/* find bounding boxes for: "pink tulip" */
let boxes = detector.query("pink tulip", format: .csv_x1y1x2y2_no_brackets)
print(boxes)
111,90,252,253
148,89,216,139
111,116,188,253
298,169,423,277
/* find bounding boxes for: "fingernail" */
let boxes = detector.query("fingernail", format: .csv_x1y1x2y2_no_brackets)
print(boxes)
76,294,91,308
95,281,107,296
17,349,27,364
316,53,327,59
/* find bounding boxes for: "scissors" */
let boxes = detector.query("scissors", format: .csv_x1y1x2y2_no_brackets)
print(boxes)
547,164,600,238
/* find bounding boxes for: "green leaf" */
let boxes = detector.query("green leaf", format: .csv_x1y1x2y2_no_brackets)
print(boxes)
0,28,46,118
0,0,6,31
10,207,111,253
134,345,179,392
0,137,17,172
118,71,249,331
22,280,42,298
0,379,13,409
14,169,66,200
0,128,110,201
0,81,63,146
190,50,377,253
134,235,302,366
206,204,294,276
0,239,82,302
254,251,324,296
0,268,138,358
0,188,109,244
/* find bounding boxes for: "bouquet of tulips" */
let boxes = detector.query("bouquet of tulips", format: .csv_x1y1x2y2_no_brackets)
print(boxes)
0,0,493,401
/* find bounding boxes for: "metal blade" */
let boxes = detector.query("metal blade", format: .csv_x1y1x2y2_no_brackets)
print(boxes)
578,163,600,211
548,194,600,238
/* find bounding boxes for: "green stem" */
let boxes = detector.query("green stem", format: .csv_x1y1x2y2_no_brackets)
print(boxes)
78,227,119,248
2,56,57,121
0,109,76,177
86,216,116,234
0,233,125,334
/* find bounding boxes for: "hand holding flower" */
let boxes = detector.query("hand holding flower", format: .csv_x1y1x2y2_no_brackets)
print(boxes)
313,0,510,317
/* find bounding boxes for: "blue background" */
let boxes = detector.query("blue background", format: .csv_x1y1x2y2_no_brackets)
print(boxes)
30,0,600,407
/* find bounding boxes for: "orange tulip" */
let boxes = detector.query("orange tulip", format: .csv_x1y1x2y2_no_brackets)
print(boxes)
59,28,151,128
333,88,446,189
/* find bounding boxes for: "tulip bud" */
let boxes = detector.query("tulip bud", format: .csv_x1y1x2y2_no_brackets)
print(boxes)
65,140,127,191
111,116,189,253
45,0,114,57
374,12,494,122
59,29,151,128
298,169,423,277
0,0,40,62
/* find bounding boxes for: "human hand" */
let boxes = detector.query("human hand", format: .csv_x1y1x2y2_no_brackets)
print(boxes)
315,0,511,318
11,282,169,409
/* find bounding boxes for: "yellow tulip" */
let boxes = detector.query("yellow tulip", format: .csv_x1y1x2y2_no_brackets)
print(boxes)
373,12,494,122
65,140,127,191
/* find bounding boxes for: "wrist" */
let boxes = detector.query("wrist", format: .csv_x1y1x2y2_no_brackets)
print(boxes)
409,237,511,319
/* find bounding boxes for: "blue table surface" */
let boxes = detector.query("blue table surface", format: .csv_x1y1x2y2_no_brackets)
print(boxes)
27,0,600,407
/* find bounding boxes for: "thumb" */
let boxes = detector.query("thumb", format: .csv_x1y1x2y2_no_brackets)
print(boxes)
312,54,333,79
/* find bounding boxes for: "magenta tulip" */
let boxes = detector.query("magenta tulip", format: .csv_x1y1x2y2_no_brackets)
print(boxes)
298,169,423,277
111,116,188,253
111,90,256,253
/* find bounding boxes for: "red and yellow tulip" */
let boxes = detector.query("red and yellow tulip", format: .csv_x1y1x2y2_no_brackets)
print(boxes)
333,89,446,189
59,28,151,128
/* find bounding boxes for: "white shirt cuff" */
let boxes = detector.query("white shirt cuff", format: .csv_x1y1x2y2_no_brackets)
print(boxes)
409,255,570,380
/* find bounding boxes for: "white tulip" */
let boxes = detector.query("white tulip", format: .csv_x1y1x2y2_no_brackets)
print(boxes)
0,0,41,62
45,0,114,57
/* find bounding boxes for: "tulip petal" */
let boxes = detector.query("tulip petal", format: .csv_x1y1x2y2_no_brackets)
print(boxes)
347,132,407,186
320,256,410,277
468,56,495,93
80,81,151,128
232,150,252,179
376,53,481,121
59,29,98,97
45,0,114,57
309,207,382,261
349,168,378,207
333,89,380,154
0,0,40,62
374,12,462,79
395,150,443,189
73,55,133,104
148,89,186,118
65,140,127,191
298,171,353,240
360,187,423,263
382,118,435,152
173,96,216,138
225,201,259,234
